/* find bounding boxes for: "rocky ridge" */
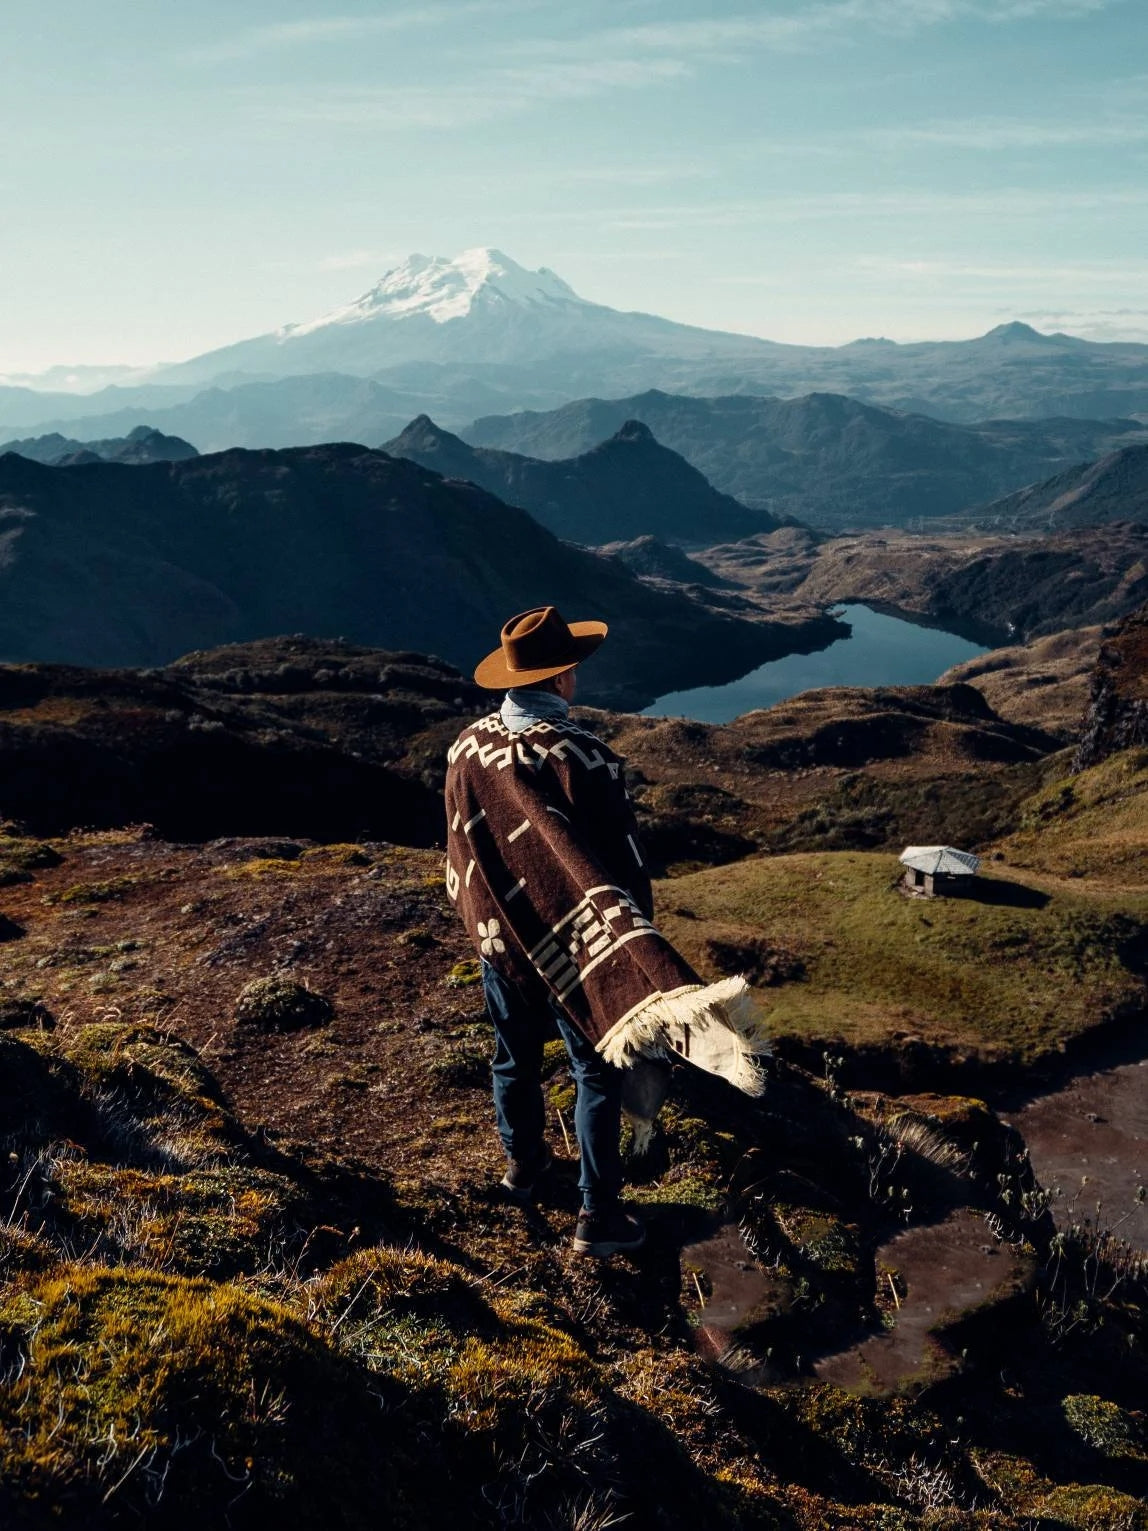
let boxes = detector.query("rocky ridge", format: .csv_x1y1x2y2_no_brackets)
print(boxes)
1075,603,1148,770
699,522,1148,644
384,414,782,546
465,389,1148,528
969,443,1148,531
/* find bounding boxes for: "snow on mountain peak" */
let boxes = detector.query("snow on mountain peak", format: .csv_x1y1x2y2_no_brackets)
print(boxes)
288,248,581,336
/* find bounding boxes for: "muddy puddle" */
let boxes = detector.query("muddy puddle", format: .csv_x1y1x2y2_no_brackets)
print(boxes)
1003,1056,1148,1248
682,1049,1148,1395
680,1222,791,1383
812,1209,1022,1394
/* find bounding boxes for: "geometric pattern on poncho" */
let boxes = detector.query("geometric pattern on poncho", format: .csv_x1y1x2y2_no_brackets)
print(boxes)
444,710,700,1051
445,710,771,1093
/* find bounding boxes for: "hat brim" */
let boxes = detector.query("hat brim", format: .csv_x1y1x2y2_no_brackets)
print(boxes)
473,621,607,690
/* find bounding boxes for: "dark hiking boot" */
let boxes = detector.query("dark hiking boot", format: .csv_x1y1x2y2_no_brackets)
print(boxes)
572,1206,646,1257
500,1145,554,1202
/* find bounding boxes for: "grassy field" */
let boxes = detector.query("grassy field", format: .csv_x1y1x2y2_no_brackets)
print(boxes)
997,747,1148,884
658,805,1148,1065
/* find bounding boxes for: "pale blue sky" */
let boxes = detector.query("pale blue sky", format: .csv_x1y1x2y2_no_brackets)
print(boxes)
2,0,1146,370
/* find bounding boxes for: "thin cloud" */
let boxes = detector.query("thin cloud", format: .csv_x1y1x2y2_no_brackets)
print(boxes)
317,250,396,272
565,163,705,185
187,2,538,65
512,0,1119,65
866,115,1148,148
1012,306,1148,340
257,57,689,131
855,258,1148,283
602,185,1148,232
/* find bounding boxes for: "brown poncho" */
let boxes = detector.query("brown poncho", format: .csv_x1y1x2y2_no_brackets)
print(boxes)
444,710,768,1094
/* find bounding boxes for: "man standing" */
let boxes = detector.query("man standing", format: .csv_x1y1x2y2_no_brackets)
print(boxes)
444,606,768,1258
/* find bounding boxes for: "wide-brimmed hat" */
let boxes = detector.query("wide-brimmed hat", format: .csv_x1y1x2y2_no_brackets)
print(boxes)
474,605,608,689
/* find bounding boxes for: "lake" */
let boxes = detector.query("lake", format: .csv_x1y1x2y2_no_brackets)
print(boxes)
643,603,990,724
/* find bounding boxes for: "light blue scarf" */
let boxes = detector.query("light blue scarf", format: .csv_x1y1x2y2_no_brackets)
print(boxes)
499,687,570,733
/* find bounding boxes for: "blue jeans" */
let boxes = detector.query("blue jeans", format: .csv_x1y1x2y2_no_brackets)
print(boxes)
482,961,624,1213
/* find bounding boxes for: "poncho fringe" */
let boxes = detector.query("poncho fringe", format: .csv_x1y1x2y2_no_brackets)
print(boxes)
598,976,771,1097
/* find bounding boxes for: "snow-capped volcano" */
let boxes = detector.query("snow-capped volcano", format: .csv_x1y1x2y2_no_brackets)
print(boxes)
152,247,777,387
291,249,580,333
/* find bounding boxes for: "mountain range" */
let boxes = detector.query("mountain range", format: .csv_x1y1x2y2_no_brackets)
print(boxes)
382,415,781,545
0,445,836,710
5,250,1148,449
463,390,1148,530
0,424,197,466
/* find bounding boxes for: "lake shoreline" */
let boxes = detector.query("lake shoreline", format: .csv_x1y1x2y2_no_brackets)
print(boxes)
643,603,991,723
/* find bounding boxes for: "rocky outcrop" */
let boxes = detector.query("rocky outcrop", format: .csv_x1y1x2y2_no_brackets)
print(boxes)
1074,603,1148,770
0,639,467,841
597,535,729,587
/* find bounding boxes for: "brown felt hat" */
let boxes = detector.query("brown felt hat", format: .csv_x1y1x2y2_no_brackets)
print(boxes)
474,605,608,689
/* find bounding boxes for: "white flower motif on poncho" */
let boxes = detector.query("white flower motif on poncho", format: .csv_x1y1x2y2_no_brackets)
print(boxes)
478,919,506,957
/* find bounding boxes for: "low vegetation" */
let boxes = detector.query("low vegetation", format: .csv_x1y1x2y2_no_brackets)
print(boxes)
660,835,1148,1069
0,625,1146,1526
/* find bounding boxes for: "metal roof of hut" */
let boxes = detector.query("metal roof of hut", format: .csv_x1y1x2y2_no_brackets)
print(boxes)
899,846,980,877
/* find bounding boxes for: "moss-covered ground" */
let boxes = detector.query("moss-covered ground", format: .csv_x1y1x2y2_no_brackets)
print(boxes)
0,749,1146,1526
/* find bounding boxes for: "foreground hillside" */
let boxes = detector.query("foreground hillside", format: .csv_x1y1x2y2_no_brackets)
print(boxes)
0,446,836,710
2,611,1148,1527
938,627,1102,740
2,753,1147,1526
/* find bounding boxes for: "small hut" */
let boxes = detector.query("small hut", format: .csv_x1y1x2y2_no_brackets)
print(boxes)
899,845,980,898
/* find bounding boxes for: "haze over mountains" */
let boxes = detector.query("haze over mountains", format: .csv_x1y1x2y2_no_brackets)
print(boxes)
5,251,1148,458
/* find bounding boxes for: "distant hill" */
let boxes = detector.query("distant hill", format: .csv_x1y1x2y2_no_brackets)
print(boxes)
0,376,435,457
464,390,1148,531
0,424,198,465
383,415,781,545
967,444,1148,530
597,536,729,587
0,445,835,711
